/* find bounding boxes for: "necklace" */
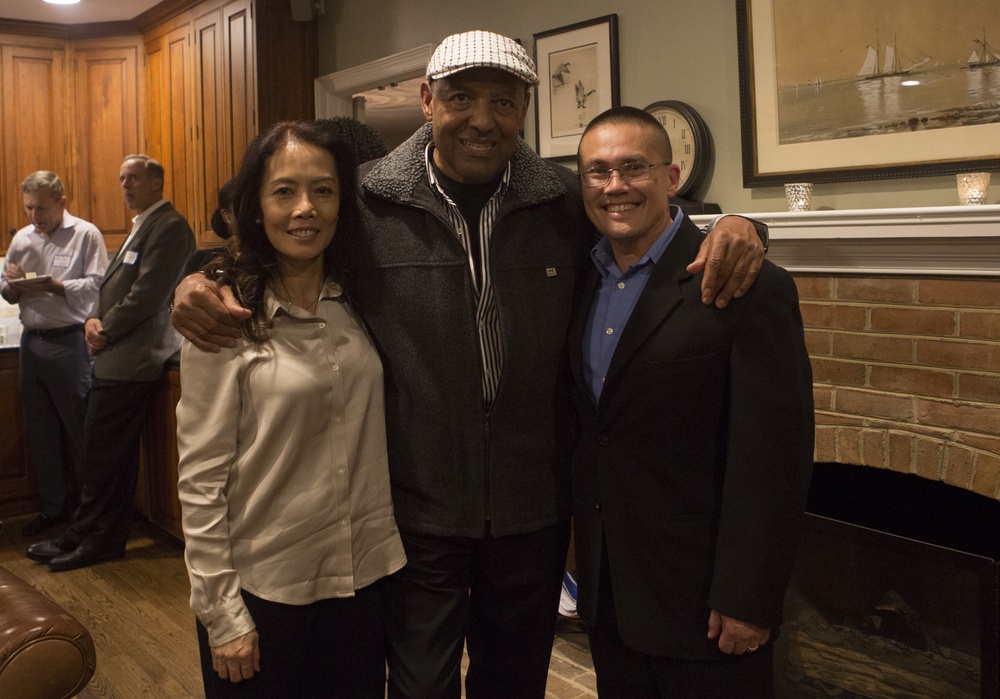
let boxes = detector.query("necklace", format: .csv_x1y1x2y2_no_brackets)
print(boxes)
276,279,322,314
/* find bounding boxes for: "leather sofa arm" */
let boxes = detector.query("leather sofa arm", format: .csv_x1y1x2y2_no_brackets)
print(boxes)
0,566,96,699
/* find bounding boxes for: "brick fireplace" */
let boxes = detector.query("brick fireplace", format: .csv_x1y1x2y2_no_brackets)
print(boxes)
695,206,1000,698
697,205,1000,500
801,273,999,497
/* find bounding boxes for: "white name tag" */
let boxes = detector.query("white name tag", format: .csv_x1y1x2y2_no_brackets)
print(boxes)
52,254,71,268
123,251,138,265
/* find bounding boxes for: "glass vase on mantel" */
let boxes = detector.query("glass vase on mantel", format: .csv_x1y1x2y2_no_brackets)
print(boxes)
956,173,991,205
785,182,813,212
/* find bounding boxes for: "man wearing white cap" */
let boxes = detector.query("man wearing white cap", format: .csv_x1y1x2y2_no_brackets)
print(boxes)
171,29,766,698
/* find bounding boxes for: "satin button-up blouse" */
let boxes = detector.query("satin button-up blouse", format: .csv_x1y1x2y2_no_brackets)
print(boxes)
176,280,405,646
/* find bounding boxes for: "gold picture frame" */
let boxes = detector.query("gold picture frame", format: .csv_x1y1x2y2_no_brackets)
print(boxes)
738,0,1000,186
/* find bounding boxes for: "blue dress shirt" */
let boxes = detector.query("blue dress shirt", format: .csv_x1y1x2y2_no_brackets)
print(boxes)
583,207,685,405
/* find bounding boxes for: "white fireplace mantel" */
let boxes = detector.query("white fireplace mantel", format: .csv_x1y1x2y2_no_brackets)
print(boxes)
691,206,1000,277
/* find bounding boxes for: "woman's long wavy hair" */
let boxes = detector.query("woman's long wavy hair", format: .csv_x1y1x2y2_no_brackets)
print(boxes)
210,121,358,342
209,178,236,239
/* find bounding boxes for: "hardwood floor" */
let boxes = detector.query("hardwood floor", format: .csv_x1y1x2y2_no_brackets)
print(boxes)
0,515,597,698
2,516,203,698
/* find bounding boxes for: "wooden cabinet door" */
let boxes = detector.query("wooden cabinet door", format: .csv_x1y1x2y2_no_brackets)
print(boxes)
254,0,317,129
222,0,256,181
140,370,184,540
73,43,141,245
193,8,225,246
0,350,32,517
0,44,69,252
192,0,256,249
145,26,194,230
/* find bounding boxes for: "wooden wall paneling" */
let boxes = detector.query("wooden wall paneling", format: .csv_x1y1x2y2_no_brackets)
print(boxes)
254,0,317,130
167,28,194,225
144,26,194,229
145,38,166,174
73,44,141,245
139,370,184,540
135,0,208,36
0,44,69,252
0,351,33,518
184,0,257,250
223,0,256,176
193,8,225,243
0,0,319,522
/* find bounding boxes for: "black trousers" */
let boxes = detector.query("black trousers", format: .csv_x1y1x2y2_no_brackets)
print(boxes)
589,553,774,699
383,522,570,699
62,377,155,551
19,328,91,517
198,584,387,699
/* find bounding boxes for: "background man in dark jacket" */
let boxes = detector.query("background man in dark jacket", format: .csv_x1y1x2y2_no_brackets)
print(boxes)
171,32,766,699
571,106,814,698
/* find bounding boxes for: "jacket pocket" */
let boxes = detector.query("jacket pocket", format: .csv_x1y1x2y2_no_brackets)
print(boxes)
642,352,719,377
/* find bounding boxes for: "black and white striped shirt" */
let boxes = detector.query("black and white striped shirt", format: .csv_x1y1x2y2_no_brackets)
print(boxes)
425,144,510,407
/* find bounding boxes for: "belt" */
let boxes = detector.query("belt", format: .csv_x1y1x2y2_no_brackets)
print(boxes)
23,324,84,340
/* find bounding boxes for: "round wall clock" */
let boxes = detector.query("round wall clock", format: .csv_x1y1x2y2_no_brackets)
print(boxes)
643,100,712,200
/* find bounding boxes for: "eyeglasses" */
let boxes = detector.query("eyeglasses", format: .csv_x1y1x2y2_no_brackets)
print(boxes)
580,162,671,188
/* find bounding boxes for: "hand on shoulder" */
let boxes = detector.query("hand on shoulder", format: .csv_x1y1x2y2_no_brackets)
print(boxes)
172,273,249,351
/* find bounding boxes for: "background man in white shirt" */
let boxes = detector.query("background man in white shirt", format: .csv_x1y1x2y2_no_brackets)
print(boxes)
1,171,108,536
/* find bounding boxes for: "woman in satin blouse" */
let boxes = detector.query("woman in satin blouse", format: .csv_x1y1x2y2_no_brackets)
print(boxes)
176,120,405,698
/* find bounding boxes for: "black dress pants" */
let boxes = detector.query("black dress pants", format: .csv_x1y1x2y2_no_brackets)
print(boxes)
198,583,387,698
62,376,155,552
19,328,91,517
383,521,571,699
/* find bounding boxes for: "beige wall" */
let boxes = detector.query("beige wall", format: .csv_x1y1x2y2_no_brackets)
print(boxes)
317,0,968,213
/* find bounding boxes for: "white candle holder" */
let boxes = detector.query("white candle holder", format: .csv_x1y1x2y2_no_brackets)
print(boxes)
785,182,813,212
956,173,991,205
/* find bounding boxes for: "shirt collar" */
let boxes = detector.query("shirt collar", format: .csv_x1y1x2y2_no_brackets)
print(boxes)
590,205,685,278
33,210,74,238
131,199,169,227
264,277,344,320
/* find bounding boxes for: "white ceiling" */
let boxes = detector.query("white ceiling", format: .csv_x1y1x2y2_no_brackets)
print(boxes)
1,0,162,24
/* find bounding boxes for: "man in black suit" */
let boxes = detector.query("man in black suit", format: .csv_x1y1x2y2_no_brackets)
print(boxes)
27,154,195,572
569,106,814,697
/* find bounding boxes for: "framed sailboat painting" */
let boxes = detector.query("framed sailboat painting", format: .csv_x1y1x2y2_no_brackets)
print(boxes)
737,0,1000,186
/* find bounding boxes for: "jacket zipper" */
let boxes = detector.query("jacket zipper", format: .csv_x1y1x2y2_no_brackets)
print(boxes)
415,202,517,537
483,408,492,536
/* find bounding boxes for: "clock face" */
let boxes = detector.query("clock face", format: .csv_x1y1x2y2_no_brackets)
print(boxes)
644,101,711,200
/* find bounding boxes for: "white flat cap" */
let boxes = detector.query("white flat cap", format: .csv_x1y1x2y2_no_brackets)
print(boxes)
426,30,539,86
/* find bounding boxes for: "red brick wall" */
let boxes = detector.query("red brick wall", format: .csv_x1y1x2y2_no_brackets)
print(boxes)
795,276,1000,500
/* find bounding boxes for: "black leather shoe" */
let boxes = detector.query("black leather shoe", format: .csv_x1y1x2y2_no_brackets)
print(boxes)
21,512,69,536
48,543,124,572
26,538,75,563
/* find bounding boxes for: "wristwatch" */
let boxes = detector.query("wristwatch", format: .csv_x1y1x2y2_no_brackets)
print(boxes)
749,217,769,253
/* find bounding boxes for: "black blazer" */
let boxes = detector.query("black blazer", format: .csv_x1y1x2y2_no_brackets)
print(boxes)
91,202,195,382
568,215,814,660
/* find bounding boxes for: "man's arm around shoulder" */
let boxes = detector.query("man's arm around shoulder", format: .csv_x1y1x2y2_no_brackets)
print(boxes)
171,272,249,352
689,215,768,308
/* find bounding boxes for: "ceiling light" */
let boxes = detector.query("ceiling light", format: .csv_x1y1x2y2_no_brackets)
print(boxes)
44,0,81,5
